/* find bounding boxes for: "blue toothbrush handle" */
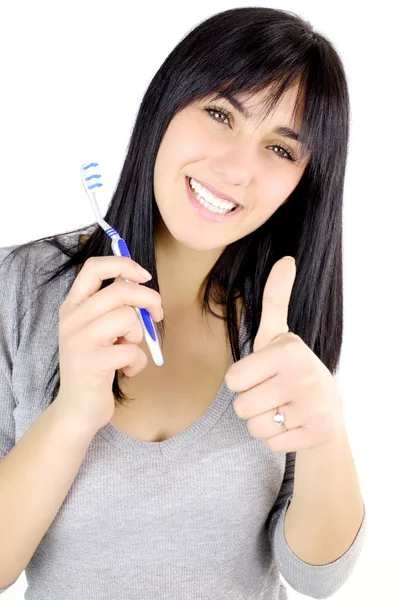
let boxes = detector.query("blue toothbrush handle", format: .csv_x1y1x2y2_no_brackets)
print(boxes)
110,234,164,367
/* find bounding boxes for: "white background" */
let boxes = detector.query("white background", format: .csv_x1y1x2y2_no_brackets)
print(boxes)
0,1,398,598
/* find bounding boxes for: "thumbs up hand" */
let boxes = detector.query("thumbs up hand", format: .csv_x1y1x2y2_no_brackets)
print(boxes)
225,257,346,453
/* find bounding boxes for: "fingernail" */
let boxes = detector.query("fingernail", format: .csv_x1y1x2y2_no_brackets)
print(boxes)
139,267,152,280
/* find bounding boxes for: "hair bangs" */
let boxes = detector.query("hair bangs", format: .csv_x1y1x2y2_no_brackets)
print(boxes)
206,71,315,164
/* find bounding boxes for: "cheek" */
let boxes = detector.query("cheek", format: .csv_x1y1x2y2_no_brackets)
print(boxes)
155,125,210,184
257,171,299,210
175,127,213,164
153,130,183,191
172,110,218,159
153,125,210,205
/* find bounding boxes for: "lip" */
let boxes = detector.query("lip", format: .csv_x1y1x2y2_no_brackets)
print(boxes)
189,176,242,207
185,176,243,222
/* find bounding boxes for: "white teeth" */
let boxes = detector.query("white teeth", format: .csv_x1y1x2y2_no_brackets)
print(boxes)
189,178,237,211
194,191,232,214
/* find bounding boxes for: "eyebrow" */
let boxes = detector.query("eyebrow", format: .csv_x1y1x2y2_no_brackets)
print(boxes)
211,92,302,144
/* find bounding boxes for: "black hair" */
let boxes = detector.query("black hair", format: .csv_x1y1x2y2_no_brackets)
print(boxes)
3,7,349,407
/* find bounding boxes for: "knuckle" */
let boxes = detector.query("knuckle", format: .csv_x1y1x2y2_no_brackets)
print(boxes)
135,346,147,361
135,328,144,343
114,281,135,304
286,333,301,354
113,279,127,293
136,323,145,342
287,332,300,343
128,345,143,365
133,348,148,370
85,256,98,268
124,307,143,339
140,351,148,367
115,279,162,320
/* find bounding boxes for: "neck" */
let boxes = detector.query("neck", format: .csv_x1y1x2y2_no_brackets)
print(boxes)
154,220,225,313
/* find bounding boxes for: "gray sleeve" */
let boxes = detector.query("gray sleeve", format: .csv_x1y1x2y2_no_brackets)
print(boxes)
0,357,16,462
267,452,367,599
0,245,21,593
0,245,20,462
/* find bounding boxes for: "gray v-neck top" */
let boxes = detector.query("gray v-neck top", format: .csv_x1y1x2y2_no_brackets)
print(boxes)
0,228,367,599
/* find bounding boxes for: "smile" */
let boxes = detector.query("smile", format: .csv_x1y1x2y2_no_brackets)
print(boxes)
189,178,238,214
185,177,243,223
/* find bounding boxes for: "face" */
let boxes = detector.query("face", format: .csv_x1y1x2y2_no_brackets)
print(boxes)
153,83,310,254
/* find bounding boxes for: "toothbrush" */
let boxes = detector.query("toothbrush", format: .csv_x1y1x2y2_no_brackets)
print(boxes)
80,162,164,367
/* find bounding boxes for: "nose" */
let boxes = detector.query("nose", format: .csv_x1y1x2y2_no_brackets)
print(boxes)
210,141,256,188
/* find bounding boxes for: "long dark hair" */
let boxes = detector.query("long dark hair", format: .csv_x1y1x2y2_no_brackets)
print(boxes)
3,7,349,407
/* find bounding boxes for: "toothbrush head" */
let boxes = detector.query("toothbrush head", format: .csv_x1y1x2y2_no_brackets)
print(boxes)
81,162,103,195
81,162,108,227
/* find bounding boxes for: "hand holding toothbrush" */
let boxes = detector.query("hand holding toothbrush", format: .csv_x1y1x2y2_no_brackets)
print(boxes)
57,255,164,429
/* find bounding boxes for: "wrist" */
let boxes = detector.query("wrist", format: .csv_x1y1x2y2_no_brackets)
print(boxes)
50,395,106,438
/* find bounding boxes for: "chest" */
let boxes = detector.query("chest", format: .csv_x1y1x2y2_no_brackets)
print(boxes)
110,314,234,443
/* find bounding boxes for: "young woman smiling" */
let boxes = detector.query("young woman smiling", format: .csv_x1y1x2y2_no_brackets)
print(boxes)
0,7,366,599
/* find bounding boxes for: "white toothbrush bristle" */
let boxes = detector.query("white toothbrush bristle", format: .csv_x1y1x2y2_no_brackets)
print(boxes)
81,162,103,193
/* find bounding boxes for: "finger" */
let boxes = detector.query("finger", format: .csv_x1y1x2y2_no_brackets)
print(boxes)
63,280,162,335
86,305,144,347
226,342,282,393
253,256,296,352
63,256,152,311
233,377,286,419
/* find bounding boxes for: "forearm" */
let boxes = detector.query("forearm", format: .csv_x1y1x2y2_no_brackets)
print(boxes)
283,427,365,566
0,397,100,588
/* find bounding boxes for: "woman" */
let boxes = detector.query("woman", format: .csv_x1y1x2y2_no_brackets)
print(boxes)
0,7,366,599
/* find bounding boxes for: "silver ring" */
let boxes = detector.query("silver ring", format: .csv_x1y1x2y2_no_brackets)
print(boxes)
273,407,286,429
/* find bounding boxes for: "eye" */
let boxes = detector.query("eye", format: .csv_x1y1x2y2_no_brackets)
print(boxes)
204,106,297,162
205,106,231,125
268,143,296,161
